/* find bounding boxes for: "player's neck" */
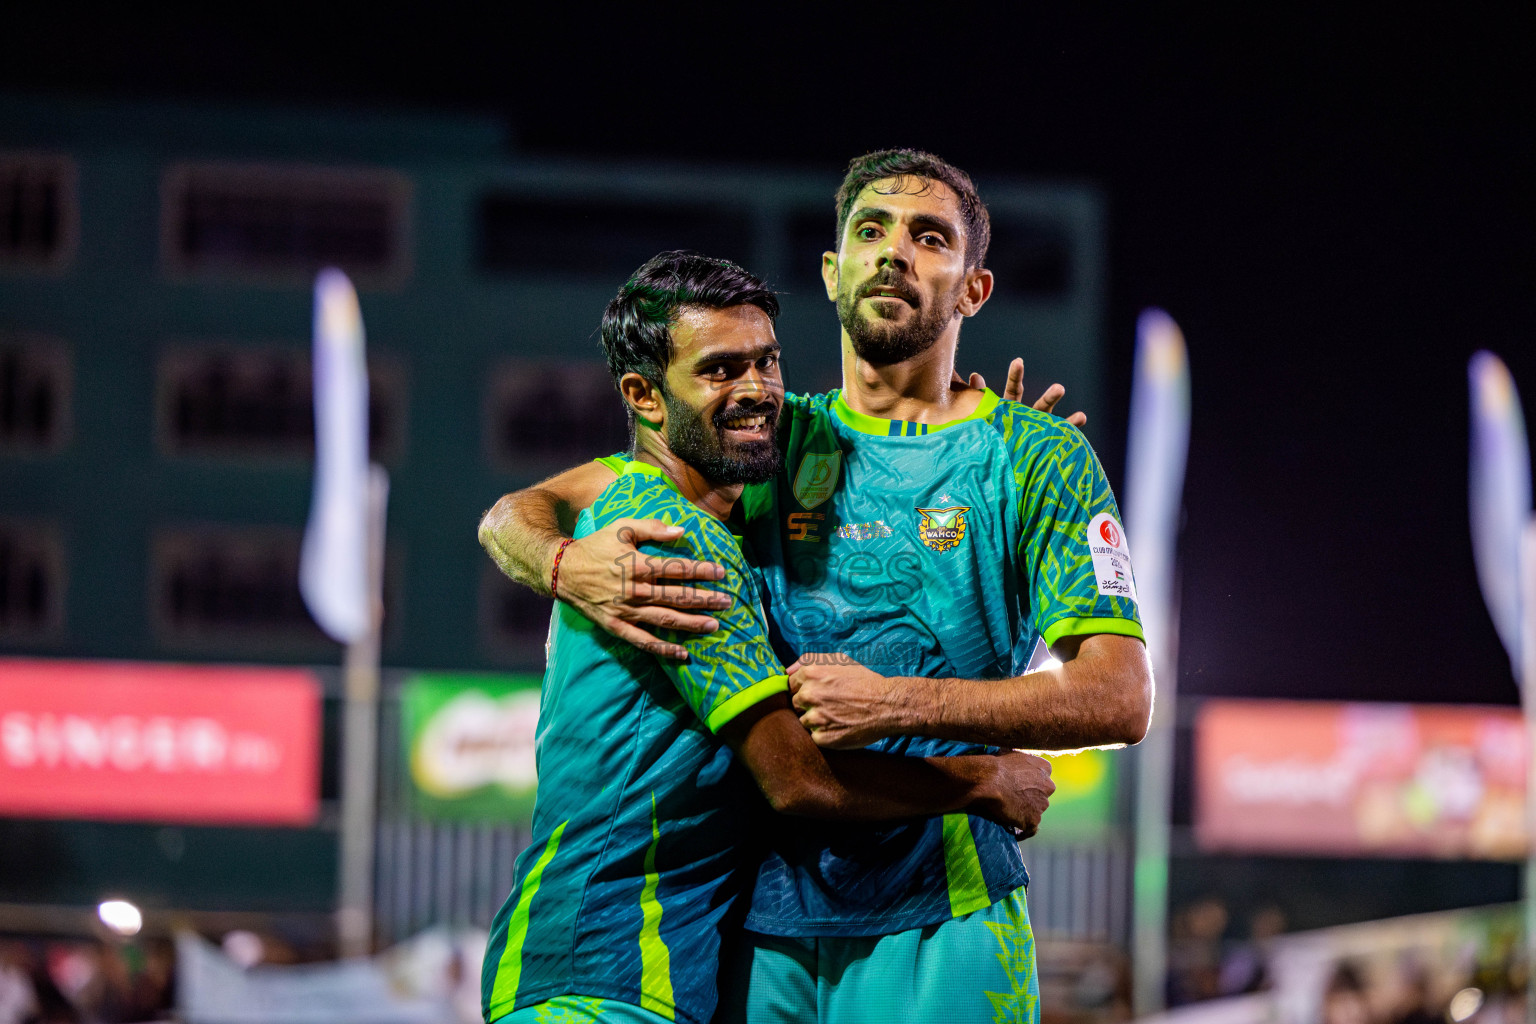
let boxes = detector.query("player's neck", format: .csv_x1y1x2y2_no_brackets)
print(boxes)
838,326,984,424
633,433,742,523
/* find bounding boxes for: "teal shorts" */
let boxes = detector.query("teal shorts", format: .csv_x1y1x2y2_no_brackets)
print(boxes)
492,995,673,1024
717,887,1038,1024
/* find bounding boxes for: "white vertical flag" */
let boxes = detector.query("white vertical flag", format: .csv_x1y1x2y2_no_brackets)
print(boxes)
1124,308,1192,666
1469,351,1532,676
300,268,372,643
1126,307,1191,1018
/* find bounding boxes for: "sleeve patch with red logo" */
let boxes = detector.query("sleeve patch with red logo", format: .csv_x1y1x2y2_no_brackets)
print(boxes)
1087,513,1138,602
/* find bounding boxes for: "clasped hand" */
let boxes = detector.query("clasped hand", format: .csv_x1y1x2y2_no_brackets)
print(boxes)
785,655,899,750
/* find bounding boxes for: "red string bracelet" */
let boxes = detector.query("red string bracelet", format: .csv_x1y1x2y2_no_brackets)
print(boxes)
550,538,575,598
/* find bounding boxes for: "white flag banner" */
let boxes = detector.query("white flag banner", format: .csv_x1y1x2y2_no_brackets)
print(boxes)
300,269,372,643
1468,351,1531,674
175,932,447,1024
1126,308,1193,1015
1123,308,1191,667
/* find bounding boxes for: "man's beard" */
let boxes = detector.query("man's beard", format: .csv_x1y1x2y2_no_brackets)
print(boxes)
665,395,782,485
837,271,960,365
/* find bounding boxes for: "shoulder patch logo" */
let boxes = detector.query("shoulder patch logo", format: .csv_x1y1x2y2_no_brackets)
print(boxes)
1087,512,1138,601
915,506,971,553
792,452,842,509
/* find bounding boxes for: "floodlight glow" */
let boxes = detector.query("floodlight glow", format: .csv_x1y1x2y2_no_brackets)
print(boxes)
97,899,142,937
1041,658,1062,672
1448,988,1483,1023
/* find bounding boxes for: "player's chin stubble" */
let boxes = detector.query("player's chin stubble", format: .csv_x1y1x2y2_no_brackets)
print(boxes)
665,397,782,486
838,281,960,366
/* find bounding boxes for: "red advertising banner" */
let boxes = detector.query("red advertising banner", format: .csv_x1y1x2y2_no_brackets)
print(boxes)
0,659,320,825
1196,699,1526,859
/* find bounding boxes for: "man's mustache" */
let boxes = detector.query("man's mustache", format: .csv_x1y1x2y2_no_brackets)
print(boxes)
712,400,780,431
857,272,920,306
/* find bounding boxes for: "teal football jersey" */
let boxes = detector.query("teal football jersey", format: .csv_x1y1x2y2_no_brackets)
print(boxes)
740,389,1144,937
481,462,788,1024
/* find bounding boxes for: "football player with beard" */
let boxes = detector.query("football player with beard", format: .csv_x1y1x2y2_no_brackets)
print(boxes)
480,152,1152,1024
480,250,1054,1024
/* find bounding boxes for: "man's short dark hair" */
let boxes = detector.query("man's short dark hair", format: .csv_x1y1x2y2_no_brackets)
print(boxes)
600,250,780,392
833,149,991,269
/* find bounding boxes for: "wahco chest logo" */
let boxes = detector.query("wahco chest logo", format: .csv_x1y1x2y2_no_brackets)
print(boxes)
914,506,971,553
792,452,841,509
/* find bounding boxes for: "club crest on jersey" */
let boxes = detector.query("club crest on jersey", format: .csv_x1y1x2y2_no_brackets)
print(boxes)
915,506,971,553
792,452,841,509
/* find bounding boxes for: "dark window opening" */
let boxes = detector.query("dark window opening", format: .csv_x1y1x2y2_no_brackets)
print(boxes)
156,531,316,638
164,164,408,279
153,528,398,650
160,347,403,460
0,524,63,637
478,195,753,279
487,361,628,469
0,155,70,265
0,340,69,450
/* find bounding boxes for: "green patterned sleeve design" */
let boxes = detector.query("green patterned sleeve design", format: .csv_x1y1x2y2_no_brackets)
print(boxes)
1010,415,1145,650
641,507,787,733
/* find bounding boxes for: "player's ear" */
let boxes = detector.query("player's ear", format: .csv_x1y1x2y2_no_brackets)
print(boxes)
620,372,665,431
957,267,994,317
821,250,839,302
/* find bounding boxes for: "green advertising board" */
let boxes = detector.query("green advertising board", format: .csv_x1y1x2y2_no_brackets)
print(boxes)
1040,748,1119,839
400,671,1119,834
401,672,543,823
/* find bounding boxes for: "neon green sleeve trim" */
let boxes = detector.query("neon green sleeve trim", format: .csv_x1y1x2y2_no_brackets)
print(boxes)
1041,616,1146,650
704,674,789,733
594,453,627,475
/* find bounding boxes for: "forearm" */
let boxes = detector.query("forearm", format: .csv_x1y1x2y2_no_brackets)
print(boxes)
772,749,999,821
477,489,572,597
886,643,1152,750
730,700,1001,821
479,461,616,596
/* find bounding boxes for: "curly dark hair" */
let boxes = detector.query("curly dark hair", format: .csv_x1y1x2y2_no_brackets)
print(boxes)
599,250,779,393
833,148,991,269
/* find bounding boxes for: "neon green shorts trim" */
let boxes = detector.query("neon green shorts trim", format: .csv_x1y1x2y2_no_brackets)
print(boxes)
717,887,1039,1024
492,994,674,1024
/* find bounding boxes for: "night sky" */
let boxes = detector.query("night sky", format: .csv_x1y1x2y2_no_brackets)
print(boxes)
7,4,1534,705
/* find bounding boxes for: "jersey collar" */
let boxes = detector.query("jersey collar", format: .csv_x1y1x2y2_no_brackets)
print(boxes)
621,459,680,494
621,460,745,542
830,388,1000,437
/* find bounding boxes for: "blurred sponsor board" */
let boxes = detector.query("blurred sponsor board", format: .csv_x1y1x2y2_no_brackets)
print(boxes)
1042,747,1118,840
1196,699,1525,859
401,673,540,823
0,658,319,825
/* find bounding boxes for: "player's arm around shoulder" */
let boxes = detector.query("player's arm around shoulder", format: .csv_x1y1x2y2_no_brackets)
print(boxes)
477,458,731,659
478,460,618,590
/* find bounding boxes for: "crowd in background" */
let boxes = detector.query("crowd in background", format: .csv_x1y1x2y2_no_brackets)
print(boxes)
0,902,1528,1024
1166,895,1526,1024
0,937,173,1024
